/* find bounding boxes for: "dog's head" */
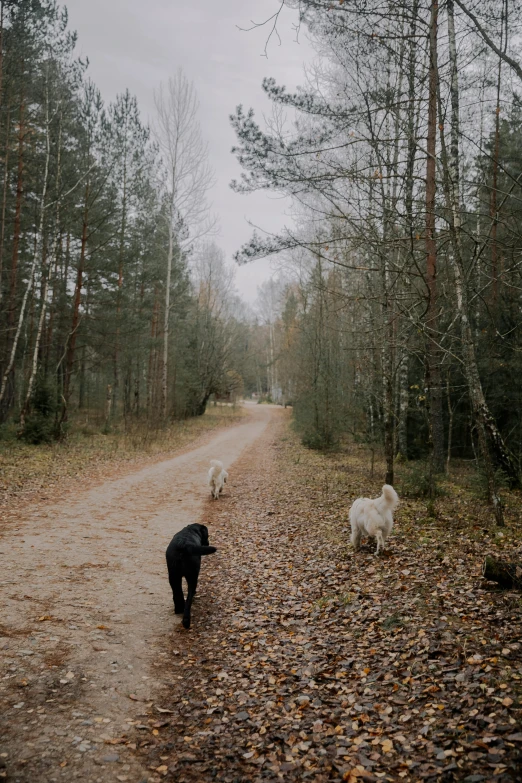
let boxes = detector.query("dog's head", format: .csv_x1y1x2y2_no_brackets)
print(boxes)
197,524,210,545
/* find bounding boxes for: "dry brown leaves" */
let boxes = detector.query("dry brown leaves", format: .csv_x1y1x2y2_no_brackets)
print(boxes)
136,421,522,783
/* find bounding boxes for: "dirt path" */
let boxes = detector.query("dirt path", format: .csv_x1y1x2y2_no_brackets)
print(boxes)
0,402,278,783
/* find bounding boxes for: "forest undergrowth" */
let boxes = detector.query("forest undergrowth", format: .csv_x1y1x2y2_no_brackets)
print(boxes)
0,404,244,520
138,419,522,783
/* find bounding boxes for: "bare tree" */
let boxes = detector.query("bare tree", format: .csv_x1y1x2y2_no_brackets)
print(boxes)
153,70,215,420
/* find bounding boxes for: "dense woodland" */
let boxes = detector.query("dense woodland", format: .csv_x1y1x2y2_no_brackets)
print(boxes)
231,0,522,523
0,0,252,441
3,0,522,526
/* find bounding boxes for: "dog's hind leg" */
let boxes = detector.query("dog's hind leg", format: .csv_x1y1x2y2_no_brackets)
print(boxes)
182,568,200,629
351,527,362,551
168,566,185,615
375,530,385,556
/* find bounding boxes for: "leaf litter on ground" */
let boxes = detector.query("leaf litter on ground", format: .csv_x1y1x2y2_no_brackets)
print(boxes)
136,417,522,783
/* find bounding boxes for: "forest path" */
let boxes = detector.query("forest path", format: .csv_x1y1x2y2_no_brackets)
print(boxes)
0,402,278,783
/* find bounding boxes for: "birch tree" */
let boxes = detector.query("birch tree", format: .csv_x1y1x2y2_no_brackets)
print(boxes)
231,0,522,516
153,70,215,420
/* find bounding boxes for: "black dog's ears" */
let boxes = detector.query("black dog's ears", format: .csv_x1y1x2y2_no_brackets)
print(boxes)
199,524,209,535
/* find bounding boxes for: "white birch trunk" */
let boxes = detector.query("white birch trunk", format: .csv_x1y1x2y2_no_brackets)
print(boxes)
161,205,175,420
443,0,517,521
0,77,51,408
398,352,409,458
20,112,63,429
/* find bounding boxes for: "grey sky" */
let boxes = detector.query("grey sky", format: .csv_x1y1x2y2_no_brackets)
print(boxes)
64,0,313,303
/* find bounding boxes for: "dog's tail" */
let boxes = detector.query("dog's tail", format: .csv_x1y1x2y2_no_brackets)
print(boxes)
382,484,399,508
210,459,223,470
185,545,217,556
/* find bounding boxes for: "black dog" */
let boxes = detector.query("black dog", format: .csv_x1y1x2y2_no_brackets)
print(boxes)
165,524,216,629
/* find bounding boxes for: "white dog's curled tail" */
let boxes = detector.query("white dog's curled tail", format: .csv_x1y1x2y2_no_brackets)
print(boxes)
210,459,223,470
382,484,399,508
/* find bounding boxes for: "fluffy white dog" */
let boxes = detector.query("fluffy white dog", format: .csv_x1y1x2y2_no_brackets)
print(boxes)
208,460,228,500
349,484,399,555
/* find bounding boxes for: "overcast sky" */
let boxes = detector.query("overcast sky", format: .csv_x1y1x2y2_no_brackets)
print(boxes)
64,0,313,304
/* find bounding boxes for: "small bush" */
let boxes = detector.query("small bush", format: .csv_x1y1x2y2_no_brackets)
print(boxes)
381,612,406,630
21,413,54,444
467,465,510,502
426,498,437,518
0,421,17,442
301,428,339,451
80,423,97,437
20,377,58,445
399,459,445,499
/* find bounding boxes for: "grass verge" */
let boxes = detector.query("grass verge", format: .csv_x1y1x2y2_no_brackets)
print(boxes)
0,404,245,518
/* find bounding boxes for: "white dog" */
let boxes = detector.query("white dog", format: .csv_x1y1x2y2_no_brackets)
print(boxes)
208,460,228,500
349,484,399,555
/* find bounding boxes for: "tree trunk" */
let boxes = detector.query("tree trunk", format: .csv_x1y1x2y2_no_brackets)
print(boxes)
442,0,519,508
446,373,453,475
489,0,507,307
8,95,25,331
425,0,445,475
194,392,210,417
61,182,89,423
0,2,5,112
0,104,10,311
383,341,394,485
161,211,175,420
44,236,59,377
483,555,522,590
3,93,25,412
147,286,159,418
20,111,63,431
114,146,128,418
0,87,50,414
398,352,409,458
104,383,112,428
78,344,86,410
19,244,57,430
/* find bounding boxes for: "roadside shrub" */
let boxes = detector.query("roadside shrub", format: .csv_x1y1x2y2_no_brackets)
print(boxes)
20,377,58,445
398,459,445,499
301,426,339,451
467,464,510,502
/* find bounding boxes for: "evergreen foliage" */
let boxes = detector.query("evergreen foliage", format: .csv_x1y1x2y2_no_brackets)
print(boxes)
0,1,246,434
